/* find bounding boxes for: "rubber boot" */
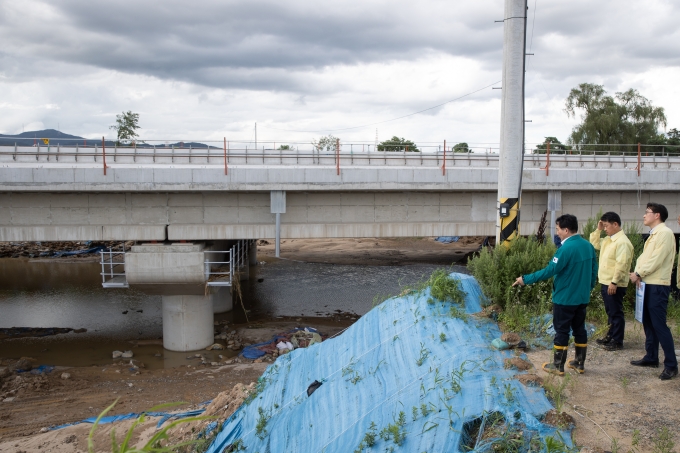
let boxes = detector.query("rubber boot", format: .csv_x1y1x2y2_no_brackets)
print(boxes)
567,343,587,374
542,346,568,376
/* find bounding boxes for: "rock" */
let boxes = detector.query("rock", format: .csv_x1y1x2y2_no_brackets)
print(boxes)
0,367,9,378
40,427,49,433
61,373,71,380
206,343,225,350
207,375,215,379
9,358,34,372
154,353,162,357
211,362,219,366
3,397,15,402
121,351,134,358
194,354,202,358
231,342,241,350
112,351,123,359
73,328,87,333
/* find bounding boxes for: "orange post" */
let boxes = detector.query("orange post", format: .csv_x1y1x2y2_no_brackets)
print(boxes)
540,141,550,176
102,136,107,175
442,140,446,175
336,138,340,175
637,142,641,176
224,138,228,175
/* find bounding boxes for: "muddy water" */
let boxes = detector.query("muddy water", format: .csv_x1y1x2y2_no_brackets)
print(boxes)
0,257,466,368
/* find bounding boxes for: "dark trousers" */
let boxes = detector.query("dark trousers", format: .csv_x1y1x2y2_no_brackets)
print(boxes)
553,303,588,346
602,284,626,344
642,284,678,369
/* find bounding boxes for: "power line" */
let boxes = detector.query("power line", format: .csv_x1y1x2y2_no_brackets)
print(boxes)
263,80,501,134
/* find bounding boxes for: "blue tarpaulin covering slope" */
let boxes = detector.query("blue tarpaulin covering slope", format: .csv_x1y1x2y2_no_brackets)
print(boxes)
207,273,570,453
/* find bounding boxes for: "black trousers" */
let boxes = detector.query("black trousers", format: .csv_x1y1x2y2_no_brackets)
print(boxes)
642,284,678,369
601,284,626,344
553,303,588,347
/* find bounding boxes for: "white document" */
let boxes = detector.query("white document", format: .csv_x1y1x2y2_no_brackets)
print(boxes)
635,282,645,323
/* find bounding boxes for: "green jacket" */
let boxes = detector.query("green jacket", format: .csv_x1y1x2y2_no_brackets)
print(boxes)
523,235,598,306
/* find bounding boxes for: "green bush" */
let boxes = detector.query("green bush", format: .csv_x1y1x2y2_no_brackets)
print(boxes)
467,236,556,310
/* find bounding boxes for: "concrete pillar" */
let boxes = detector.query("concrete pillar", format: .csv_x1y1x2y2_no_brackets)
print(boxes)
249,240,258,265
496,0,527,245
212,286,233,314
162,295,214,351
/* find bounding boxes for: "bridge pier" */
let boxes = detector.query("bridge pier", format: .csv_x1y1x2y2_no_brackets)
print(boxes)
123,241,250,351
162,295,214,352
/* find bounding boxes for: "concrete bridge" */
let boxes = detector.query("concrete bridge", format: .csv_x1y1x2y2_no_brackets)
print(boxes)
3,145,679,351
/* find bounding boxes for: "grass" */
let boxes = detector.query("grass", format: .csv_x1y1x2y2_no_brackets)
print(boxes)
542,373,573,413
87,399,211,453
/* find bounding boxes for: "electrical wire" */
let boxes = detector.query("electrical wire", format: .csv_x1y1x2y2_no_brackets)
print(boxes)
262,80,501,133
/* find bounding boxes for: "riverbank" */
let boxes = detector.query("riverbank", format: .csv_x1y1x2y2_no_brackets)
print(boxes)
1,239,679,452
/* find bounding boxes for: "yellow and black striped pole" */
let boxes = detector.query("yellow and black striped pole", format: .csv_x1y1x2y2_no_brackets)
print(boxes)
498,197,520,246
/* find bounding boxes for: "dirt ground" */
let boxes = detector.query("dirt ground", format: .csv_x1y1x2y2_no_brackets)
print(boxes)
257,236,486,265
2,237,680,452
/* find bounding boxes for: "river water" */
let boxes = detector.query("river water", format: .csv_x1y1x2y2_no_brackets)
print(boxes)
0,257,466,368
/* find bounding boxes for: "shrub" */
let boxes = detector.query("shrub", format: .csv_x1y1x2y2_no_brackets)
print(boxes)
467,236,556,310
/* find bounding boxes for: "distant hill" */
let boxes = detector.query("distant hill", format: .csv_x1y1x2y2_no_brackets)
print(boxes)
0,129,217,148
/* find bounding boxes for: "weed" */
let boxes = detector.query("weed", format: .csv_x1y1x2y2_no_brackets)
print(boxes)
542,373,572,413
412,406,419,421
610,437,621,453
467,236,556,310
415,342,430,367
630,429,642,453
354,422,378,453
87,399,210,453
420,403,430,417
427,269,466,304
449,304,470,322
225,439,247,452
652,426,675,453
349,373,363,385
342,358,357,377
620,376,630,391
502,383,516,405
543,432,579,453
369,359,386,375
255,407,270,440
379,411,407,447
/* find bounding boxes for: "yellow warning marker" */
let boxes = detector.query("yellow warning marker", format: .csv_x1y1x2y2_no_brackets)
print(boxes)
498,197,520,247
42,138,49,145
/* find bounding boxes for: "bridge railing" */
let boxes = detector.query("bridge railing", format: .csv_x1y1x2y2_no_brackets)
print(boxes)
2,143,679,171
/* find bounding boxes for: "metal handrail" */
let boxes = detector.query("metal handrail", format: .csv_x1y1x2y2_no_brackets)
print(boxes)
100,248,128,288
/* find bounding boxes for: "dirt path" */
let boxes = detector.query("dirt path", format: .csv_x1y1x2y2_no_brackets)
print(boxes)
523,323,680,453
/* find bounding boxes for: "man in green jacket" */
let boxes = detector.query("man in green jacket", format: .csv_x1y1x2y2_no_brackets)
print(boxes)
513,214,598,375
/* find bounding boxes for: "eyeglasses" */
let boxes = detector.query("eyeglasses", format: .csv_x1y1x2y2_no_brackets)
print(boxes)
644,210,657,215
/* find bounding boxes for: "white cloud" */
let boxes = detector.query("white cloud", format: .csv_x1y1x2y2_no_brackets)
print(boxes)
0,0,679,145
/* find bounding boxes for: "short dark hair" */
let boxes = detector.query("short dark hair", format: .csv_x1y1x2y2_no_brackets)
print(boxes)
600,211,622,226
556,214,578,233
646,202,668,222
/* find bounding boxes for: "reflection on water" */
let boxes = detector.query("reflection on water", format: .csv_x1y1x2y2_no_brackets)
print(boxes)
238,260,468,322
0,257,467,368
0,259,163,338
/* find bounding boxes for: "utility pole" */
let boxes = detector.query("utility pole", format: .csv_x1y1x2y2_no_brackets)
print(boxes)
496,0,528,246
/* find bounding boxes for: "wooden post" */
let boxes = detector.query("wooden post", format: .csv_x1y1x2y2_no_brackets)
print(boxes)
102,136,107,175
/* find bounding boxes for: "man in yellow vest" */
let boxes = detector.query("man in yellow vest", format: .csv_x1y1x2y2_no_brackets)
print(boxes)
589,212,634,351
629,203,677,380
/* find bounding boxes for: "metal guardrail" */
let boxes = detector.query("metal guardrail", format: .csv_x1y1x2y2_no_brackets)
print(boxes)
204,239,255,287
100,239,255,289
100,249,128,288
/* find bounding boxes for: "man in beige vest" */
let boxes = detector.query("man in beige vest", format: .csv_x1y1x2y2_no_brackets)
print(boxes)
589,212,634,351
629,203,677,380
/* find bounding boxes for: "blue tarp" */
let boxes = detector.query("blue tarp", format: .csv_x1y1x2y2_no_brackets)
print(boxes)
49,408,206,431
434,236,460,243
52,246,106,257
206,273,572,453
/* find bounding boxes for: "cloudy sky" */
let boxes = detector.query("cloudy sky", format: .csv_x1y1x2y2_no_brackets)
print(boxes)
1,0,679,151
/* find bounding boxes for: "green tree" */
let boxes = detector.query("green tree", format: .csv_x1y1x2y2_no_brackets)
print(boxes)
564,83,666,153
533,137,571,154
110,111,140,146
278,144,292,150
313,135,339,152
453,142,470,153
663,128,680,155
377,136,419,152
